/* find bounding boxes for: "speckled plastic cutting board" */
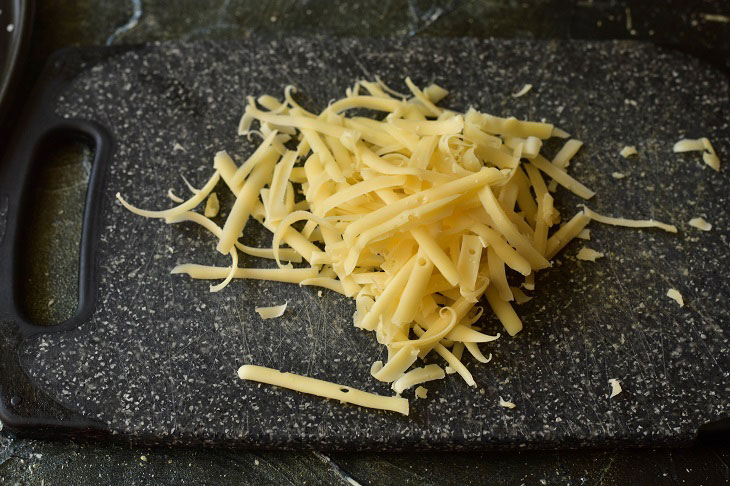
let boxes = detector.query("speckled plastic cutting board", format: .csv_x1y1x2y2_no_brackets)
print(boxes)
6,37,730,448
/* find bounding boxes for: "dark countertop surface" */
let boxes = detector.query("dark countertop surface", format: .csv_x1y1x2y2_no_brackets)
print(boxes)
1,0,729,484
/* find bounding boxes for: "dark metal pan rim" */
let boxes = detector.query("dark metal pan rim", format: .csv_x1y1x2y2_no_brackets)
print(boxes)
0,0,33,126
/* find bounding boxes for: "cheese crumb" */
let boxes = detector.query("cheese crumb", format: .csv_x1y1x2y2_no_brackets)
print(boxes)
608,378,622,398
688,217,712,231
511,84,533,98
510,286,533,305
415,386,428,399
620,146,637,158
581,206,677,233
577,247,604,262
577,229,591,240
703,13,730,23
255,302,288,319
204,192,220,218
499,397,516,409
667,288,684,307
444,366,456,375
611,171,626,179
140,455,148,462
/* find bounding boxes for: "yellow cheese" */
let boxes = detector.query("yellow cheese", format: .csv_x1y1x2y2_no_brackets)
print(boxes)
673,137,721,171
171,264,318,284
608,378,622,398
667,288,684,307
217,155,276,254
530,155,595,199
510,286,532,304
620,145,637,158
238,365,408,415
582,206,677,233
576,247,604,262
689,217,712,231
392,251,435,324
255,303,287,319
465,342,492,363
511,84,533,98
499,397,516,409
485,285,522,336
116,170,220,220
391,364,445,394
118,77,683,415
552,139,583,168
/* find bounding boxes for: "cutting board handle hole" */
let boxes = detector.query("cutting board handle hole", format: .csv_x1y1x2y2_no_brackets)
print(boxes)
15,135,96,326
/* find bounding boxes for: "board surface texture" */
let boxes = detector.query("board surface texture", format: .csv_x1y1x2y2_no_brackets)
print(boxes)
8,38,730,448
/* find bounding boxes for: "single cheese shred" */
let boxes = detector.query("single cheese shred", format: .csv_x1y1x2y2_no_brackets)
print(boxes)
581,206,676,233
238,365,409,415
577,247,604,262
620,145,637,158
608,378,622,398
119,77,683,415
204,192,220,218
689,217,712,231
499,397,516,409
511,84,533,98
667,288,685,307
255,303,288,319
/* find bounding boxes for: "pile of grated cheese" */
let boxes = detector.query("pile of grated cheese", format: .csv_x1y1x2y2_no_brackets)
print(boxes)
118,78,678,415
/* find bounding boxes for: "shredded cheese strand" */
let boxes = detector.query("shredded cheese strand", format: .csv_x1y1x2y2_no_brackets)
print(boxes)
582,206,677,233
238,365,409,415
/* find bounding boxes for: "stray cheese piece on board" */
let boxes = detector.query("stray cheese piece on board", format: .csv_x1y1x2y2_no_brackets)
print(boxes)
511,84,533,98
667,288,685,307
238,365,409,415
577,247,604,262
499,397,517,409
608,378,622,398
689,217,712,231
620,145,637,158
255,303,287,319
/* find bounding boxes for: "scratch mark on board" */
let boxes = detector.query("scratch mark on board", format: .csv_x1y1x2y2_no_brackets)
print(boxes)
405,0,457,36
312,451,362,486
106,0,143,46
342,43,372,79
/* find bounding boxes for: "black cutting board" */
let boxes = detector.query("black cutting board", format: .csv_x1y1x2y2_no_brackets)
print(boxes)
0,37,728,449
